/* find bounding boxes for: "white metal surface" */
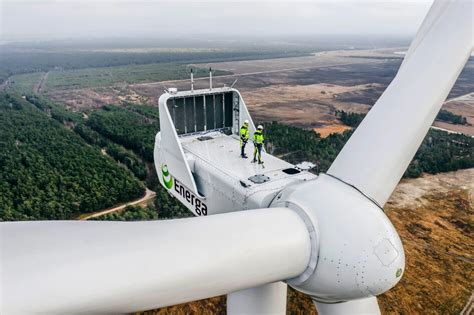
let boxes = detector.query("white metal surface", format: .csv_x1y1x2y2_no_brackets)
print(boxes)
181,133,292,180
182,132,316,215
314,297,381,315
273,174,404,302
1,208,311,314
328,0,473,206
399,0,450,71
234,89,257,138
227,282,287,315
157,92,202,197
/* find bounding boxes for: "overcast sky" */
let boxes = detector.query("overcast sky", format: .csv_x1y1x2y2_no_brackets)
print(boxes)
1,0,434,40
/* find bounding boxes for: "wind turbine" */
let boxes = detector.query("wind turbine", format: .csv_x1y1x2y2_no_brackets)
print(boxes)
1,0,472,314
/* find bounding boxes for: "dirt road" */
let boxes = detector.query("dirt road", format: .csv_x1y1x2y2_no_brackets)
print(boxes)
78,188,156,220
34,71,49,94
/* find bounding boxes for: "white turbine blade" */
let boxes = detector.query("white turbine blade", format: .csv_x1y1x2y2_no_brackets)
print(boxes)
227,282,287,315
399,0,450,70
328,0,473,206
1,208,311,314
314,297,380,315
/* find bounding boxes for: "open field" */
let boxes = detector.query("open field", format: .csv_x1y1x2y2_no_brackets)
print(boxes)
4,72,45,94
0,42,309,83
42,64,229,91
241,83,374,128
46,49,393,110
131,49,398,95
313,123,352,138
434,93,474,136
6,64,229,93
43,49,473,136
136,168,473,315
380,169,474,314
202,48,402,75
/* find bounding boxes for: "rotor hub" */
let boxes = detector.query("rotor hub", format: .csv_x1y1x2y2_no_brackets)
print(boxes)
271,174,405,302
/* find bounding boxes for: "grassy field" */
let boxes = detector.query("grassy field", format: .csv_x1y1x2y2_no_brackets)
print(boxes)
4,64,230,95
42,64,230,91
6,72,45,94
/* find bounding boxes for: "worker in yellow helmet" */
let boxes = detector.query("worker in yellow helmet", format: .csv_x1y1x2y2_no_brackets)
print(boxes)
239,120,249,158
252,125,265,164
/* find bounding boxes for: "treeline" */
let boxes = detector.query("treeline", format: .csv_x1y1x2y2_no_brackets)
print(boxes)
337,109,470,128
404,129,473,177
334,108,474,177
265,122,351,172
26,94,81,124
436,110,469,125
265,121,473,178
335,110,365,127
0,49,307,82
0,93,145,221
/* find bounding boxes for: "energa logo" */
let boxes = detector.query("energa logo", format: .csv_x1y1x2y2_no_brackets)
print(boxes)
161,164,173,189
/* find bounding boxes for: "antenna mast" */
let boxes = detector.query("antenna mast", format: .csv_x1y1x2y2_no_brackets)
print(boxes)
209,67,213,90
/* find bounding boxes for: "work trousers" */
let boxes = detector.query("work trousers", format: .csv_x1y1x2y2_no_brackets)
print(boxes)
240,139,248,157
253,144,263,163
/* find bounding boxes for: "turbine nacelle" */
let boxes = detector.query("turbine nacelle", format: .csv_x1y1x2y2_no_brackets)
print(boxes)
272,174,405,302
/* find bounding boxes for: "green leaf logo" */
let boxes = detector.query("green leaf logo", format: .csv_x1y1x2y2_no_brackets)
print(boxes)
161,164,173,189
396,268,403,278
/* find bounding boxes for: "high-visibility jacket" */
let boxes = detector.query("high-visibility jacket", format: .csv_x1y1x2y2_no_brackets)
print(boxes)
253,130,264,145
240,125,249,141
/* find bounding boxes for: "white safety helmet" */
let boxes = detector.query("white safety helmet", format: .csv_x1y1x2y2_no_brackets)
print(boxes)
257,125,263,130
244,120,249,125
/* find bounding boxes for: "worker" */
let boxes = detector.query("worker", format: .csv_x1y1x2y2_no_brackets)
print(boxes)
240,120,250,158
252,125,265,164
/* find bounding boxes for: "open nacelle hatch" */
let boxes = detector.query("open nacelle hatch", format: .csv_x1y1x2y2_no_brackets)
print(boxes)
167,91,235,136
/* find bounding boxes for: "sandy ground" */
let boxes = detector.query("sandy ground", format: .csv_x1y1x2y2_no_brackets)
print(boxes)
380,169,473,314
313,123,352,138
387,169,473,209
241,83,374,127
434,93,474,136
